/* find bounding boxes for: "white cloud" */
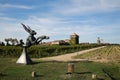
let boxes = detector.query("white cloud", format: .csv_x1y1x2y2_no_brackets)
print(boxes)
0,0,120,44
21,16,120,38
51,0,120,15
100,0,120,11
0,3,34,9
0,16,120,42
0,13,4,16
0,16,26,42
0,17,16,21
21,16,65,36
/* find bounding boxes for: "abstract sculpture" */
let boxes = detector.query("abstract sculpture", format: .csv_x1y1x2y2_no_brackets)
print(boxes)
16,23,49,64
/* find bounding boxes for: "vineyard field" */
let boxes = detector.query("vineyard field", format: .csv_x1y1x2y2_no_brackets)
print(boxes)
0,44,103,58
74,46,120,62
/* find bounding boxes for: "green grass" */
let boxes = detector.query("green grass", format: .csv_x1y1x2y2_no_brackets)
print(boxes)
0,58,120,80
74,46,120,62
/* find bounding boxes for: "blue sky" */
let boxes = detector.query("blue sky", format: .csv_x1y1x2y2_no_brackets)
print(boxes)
0,0,120,44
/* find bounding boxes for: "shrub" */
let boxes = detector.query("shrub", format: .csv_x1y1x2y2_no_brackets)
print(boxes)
0,44,104,58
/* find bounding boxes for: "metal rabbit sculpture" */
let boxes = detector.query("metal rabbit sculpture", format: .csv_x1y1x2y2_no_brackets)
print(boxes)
16,23,49,64
21,23,49,47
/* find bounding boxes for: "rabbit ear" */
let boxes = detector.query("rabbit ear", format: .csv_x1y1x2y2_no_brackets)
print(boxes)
21,23,31,33
27,25,32,31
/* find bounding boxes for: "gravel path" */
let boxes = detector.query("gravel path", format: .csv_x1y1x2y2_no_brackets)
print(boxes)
38,46,105,62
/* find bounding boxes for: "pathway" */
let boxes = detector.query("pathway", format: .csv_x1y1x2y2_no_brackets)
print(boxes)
38,46,105,62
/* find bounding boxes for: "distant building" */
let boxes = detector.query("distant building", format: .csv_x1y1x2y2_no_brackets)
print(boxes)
40,42,52,46
70,33,79,45
64,39,70,43
97,37,103,44
51,40,62,45
97,37,101,44
40,33,79,45
51,40,69,45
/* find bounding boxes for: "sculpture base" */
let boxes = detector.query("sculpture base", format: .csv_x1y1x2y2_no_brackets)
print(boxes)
16,47,32,65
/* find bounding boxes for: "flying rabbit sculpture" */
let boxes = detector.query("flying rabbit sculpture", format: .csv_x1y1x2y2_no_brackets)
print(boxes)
21,23,49,47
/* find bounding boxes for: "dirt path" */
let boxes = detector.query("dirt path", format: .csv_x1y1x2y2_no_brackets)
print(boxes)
38,46,105,62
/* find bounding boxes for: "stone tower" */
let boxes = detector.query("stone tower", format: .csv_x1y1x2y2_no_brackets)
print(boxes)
97,37,103,44
70,33,79,45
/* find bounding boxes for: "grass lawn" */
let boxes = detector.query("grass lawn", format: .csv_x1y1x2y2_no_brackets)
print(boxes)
73,46,120,63
0,58,120,80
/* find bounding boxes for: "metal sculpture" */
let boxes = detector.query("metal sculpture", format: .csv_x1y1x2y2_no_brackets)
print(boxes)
21,23,49,47
16,23,49,64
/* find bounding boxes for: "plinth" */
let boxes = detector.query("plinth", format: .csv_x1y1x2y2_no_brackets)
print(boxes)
16,47,32,64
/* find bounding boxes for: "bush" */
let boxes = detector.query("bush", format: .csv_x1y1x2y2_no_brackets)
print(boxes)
0,44,104,58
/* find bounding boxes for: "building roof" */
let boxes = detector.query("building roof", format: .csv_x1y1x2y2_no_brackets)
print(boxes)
71,33,78,36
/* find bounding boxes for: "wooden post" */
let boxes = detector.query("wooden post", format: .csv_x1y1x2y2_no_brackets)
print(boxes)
92,74,97,79
68,63,74,73
32,71,36,77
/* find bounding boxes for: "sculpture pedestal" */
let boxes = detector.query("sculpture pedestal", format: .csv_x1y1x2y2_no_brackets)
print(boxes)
16,47,32,65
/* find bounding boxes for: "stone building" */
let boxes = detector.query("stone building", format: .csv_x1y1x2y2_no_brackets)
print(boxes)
70,33,79,45
51,39,70,45
40,33,79,45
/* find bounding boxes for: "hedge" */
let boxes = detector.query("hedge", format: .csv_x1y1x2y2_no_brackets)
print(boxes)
0,44,104,58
